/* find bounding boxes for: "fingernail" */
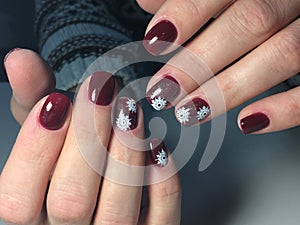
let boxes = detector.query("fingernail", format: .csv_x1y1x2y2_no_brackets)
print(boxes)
88,71,115,106
39,93,70,130
4,48,22,64
149,139,169,167
115,97,138,131
240,112,270,134
143,20,178,55
147,76,180,111
175,98,210,126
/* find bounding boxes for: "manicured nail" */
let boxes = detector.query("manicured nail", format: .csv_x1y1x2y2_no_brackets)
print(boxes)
175,98,210,126
149,139,169,167
4,48,21,64
39,93,70,130
143,20,178,55
115,97,138,131
147,76,180,111
88,71,115,106
240,112,270,134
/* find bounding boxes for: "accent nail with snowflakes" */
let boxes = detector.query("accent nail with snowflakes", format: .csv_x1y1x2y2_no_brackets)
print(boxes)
115,97,138,131
146,76,180,111
149,139,169,167
175,98,210,126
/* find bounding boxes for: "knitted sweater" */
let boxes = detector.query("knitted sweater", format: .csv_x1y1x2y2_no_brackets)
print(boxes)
34,0,151,91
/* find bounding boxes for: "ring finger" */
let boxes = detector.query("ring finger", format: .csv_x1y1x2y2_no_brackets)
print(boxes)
46,71,116,224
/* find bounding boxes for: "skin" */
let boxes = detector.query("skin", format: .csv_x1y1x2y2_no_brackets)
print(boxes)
0,49,181,225
139,0,300,134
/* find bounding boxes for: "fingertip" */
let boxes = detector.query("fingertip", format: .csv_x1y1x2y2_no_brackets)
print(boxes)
39,93,72,131
136,0,166,14
5,48,55,106
238,112,270,134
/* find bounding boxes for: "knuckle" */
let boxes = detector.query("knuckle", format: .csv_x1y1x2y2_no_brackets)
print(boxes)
267,26,300,73
97,200,138,224
185,0,203,18
47,180,93,222
285,92,300,125
231,0,278,38
152,178,181,199
0,193,37,224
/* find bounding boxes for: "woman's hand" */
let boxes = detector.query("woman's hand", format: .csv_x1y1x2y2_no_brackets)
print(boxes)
0,66,181,224
139,0,300,134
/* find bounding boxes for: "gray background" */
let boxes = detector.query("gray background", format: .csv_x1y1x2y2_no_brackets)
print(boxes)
1,0,300,224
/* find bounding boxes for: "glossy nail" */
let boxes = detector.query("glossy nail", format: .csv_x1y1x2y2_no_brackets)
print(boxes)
143,20,178,55
175,98,210,126
88,71,115,106
240,112,270,134
115,97,138,131
39,93,70,130
147,76,180,111
149,139,169,167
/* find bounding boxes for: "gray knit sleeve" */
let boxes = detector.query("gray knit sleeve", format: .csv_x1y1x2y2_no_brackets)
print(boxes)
34,0,137,91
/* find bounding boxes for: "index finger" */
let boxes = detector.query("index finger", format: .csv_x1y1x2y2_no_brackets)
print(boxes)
143,0,233,55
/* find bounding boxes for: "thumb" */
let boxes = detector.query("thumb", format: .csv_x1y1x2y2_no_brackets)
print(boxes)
4,48,55,124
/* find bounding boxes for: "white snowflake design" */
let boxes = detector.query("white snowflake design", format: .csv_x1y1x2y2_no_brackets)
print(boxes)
126,98,137,113
176,107,191,124
155,149,168,167
116,109,132,131
196,106,210,121
151,97,167,111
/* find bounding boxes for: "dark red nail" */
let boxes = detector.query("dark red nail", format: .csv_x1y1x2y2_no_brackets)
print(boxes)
240,113,270,134
115,97,138,131
147,76,180,111
39,93,70,130
143,20,178,55
149,139,169,167
175,98,210,126
88,71,115,106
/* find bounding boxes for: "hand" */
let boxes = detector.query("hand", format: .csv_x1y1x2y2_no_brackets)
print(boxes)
139,0,300,134
0,67,181,224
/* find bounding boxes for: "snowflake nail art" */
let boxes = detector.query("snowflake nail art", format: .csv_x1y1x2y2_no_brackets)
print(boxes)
126,98,137,113
176,98,210,126
150,139,169,167
197,106,210,121
115,97,138,131
155,149,168,167
151,97,167,111
116,109,132,131
146,76,180,111
176,107,191,124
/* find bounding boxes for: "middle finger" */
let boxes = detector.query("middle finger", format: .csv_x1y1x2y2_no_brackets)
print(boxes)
93,97,145,224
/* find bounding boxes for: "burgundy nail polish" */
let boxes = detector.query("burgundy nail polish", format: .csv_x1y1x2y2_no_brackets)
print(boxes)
175,98,210,126
146,76,180,111
143,20,178,55
88,71,115,106
115,97,138,131
240,112,270,134
149,139,169,167
39,93,70,130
